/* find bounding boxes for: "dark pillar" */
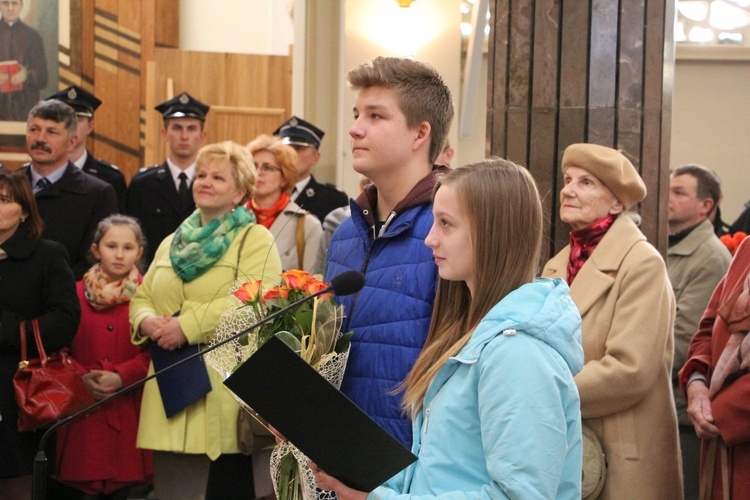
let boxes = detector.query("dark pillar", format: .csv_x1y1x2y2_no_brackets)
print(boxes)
487,0,676,257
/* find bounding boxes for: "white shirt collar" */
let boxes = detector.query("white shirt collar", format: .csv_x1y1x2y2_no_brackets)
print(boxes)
292,176,312,201
72,150,88,169
166,159,195,189
30,163,68,190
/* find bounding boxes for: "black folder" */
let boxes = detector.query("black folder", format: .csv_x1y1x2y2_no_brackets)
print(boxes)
149,342,212,418
224,335,418,492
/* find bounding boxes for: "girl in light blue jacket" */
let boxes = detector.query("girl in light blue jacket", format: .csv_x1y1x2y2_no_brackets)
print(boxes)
314,159,585,499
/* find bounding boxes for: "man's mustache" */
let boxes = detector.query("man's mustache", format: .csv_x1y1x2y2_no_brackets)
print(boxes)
30,142,52,153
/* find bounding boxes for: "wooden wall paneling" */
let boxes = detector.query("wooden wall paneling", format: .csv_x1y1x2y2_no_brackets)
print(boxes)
208,106,287,147
487,0,509,157
89,1,143,178
154,0,179,48
146,49,292,165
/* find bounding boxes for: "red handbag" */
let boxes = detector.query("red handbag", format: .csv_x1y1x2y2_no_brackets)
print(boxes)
12,319,95,432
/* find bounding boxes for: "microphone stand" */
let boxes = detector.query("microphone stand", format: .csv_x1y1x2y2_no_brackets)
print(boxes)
32,284,335,500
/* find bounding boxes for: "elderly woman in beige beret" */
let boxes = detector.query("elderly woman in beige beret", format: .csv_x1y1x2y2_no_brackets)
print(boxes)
542,143,683,499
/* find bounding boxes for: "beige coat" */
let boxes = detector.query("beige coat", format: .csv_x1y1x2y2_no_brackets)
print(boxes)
543,215,683,499
268,200,323,272
667,219,730,425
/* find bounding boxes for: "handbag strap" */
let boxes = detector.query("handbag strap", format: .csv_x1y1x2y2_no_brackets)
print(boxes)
700,437,730,500
296,214,306,270
234,225,253,281
19,319,47,366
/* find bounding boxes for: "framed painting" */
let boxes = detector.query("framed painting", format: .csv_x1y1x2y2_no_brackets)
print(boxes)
0,0,58,159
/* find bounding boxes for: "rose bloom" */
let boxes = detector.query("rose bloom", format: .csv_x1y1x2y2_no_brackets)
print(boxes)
234,280,262,304
263,286,289,302
282,269,312,290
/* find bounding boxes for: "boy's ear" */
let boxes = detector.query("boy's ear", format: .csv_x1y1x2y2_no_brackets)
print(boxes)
413,121,431,152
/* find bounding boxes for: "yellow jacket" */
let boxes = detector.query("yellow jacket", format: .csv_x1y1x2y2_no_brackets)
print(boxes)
130,223,282,459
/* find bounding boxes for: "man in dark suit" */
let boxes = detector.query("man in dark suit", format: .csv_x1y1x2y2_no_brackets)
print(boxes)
20,99,117,279
46,85,128,212
127,92,208,266
274,116,348,223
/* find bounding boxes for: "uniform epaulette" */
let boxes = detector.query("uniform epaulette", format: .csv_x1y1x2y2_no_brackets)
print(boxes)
137,164,160,173
96,159,120,171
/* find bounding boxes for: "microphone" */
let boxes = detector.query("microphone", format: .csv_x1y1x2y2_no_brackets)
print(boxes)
329,270,365,297
31,271,365,500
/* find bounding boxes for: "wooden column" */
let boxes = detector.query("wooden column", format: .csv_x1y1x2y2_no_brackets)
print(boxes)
487,0,676,258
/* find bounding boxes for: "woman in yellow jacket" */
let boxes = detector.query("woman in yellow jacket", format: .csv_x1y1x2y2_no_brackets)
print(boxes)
130,141,282,500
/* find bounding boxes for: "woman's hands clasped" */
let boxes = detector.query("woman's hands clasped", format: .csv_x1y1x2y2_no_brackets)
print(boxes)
140,315,188,351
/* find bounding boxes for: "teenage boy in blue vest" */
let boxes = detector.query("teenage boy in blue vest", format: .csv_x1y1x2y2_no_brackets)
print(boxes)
324,56,454,448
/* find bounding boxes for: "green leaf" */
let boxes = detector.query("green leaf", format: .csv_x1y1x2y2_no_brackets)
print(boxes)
275,331,301,352
334,331,354,353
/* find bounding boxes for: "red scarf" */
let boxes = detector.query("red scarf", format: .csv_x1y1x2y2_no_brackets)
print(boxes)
248,191,290,229
567,214,618,284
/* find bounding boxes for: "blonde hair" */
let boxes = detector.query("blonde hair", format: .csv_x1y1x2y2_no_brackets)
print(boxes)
195,141,256,205
402,158,544,417
347,57,454,164
246,134,298,194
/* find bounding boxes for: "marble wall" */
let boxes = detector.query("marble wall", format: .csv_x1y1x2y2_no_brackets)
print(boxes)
488,0,676,257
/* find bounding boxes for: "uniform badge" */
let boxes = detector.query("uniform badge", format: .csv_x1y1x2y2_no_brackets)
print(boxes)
67,88,77,100
179,93,189,104
305,187,315,198
290,117,299,127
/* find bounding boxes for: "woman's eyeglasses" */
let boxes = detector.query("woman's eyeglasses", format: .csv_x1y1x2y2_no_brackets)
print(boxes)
255,164,281,174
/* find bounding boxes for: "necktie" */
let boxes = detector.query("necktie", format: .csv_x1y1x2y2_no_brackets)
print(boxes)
178,172,191,206
35,177,51,193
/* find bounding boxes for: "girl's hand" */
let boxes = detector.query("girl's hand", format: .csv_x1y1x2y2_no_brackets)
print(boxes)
309,462,368,500
152,316,189,351
82,370,123,400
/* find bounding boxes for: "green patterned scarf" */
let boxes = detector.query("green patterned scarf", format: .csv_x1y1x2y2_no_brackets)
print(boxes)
170,206,255,282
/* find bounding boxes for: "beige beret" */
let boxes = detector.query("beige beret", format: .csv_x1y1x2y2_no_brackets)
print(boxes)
561,143,647,210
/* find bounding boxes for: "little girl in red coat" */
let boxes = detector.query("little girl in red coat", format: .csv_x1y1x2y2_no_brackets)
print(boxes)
55,215,153,499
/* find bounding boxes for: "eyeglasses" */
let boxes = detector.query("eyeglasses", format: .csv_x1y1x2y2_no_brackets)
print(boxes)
255,164,281,174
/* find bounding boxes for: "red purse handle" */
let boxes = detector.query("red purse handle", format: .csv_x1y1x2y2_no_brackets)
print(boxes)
19,319,47,368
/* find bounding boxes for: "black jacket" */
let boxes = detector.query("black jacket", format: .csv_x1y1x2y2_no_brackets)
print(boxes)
294,175,348,223
126,162,195,266
81,151,127,213
21,163,118,279
0,227,80,476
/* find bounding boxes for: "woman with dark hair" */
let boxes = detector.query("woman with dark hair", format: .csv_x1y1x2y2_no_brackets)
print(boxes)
0,169,80,498
542,143,682,498
314,159,584,499
246,134,322,272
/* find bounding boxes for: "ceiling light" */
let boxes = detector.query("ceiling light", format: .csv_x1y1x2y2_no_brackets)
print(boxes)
675,21,687,42
678,0,710,20
688,26,715,41
710,0,750,29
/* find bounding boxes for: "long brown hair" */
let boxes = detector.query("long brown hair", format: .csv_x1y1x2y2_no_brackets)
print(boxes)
0,169,44,240
401,158,544,417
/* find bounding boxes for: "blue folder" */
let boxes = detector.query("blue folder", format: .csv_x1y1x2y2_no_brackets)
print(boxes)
149,342,212,419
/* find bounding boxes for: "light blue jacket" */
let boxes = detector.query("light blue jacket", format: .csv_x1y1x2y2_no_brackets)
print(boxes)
370,278,584,500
